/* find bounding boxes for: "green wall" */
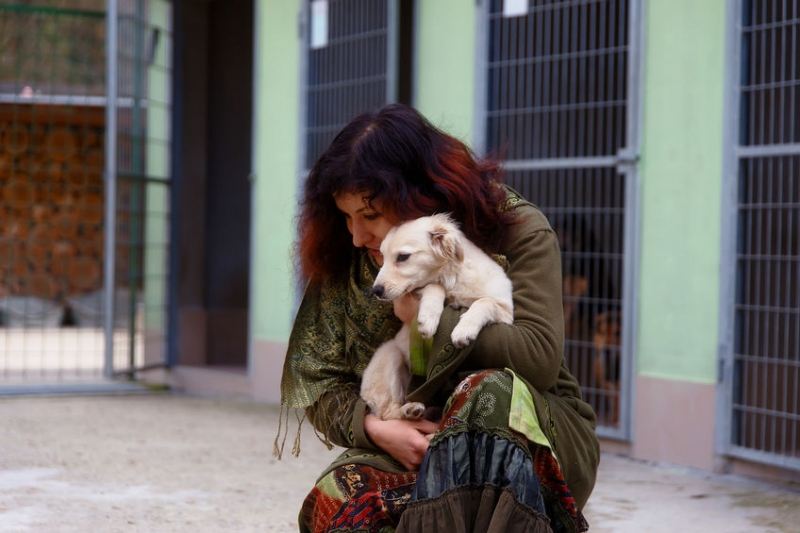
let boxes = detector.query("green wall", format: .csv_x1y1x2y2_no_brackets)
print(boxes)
637,0,727,382
415,0,477,145
143,0,171,331
250,0,302,341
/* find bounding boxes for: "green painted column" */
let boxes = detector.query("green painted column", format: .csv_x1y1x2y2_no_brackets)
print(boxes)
415,0,477,143
637,0,727,382
250,0,302,341
143,0,171,334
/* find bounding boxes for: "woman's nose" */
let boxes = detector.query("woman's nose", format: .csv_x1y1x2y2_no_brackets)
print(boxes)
351,221,371,248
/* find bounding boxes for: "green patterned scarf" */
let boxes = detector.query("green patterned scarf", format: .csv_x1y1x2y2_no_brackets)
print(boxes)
280,249,403,410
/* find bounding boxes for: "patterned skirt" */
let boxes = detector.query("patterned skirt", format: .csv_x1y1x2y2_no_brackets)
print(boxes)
299,370,588,533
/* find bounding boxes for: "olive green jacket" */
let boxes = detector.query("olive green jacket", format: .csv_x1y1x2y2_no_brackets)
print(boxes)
280,188,599,507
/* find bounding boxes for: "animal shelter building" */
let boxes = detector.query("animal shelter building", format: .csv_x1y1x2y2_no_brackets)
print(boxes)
0,0,798,487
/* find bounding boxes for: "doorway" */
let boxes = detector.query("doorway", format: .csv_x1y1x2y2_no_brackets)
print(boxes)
174,0,253,368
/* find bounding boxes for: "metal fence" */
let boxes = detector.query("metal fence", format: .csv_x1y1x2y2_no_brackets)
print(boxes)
0,0,172,391
301,0,396,171
106,0,172,378
0,3,112,388
719,0,800,470
478,0,640,438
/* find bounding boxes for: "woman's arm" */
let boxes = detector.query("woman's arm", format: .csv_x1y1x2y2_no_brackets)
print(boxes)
304,386,361,448
282,276,371,448
306,376,438,470
435,205,565,392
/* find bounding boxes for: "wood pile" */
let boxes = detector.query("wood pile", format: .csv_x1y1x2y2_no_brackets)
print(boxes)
0,104,106,301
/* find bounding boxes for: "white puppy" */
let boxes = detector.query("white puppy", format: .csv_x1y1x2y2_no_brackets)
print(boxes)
360,213,514,421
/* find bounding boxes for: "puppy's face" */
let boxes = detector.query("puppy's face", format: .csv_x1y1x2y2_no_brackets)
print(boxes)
593,310,621,351
373,214,463,301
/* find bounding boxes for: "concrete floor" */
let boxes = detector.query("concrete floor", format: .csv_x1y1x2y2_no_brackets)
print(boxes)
0,393,798,533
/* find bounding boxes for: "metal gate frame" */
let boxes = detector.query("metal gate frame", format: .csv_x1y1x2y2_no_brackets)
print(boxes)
104,0,173,379
104,0,119,377
474,0,644,440
716,0,800,471
0,3,150,395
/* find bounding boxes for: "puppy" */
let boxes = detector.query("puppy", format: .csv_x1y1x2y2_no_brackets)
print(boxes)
360,213,514,421
592,308,622,425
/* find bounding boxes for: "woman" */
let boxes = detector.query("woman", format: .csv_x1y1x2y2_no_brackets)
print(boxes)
277,103,600,532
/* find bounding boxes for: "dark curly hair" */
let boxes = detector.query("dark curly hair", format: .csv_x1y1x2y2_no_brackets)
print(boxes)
296,103,515,281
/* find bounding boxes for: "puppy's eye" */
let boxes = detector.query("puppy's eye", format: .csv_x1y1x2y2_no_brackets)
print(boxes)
396,253,410,263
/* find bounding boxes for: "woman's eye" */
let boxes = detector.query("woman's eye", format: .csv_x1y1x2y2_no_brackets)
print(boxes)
396,253,410,263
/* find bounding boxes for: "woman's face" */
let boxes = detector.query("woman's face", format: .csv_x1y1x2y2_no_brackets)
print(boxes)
334,191,398,266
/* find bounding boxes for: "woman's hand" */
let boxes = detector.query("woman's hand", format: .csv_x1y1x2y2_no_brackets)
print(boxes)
364,413,438,471
393,292,420,325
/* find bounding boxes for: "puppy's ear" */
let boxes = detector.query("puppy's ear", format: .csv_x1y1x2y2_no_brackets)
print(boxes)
429,218,464,262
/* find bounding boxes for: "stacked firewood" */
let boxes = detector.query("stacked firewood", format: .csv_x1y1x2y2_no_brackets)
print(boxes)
0,104,105,300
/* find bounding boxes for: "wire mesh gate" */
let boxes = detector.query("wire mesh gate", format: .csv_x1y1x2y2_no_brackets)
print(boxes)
0,0,172,391
301,0,397,172
718,0,800,471
105,0,172,378
478,0,641,438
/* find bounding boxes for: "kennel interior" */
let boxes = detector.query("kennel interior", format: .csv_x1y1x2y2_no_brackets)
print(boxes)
0,1,169,386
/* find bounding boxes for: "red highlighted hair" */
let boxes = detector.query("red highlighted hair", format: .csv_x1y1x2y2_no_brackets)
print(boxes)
296,104,515,281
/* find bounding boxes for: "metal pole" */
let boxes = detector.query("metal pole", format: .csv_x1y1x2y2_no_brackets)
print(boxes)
103,0,119,378
128,0,145,373
386,0,398,103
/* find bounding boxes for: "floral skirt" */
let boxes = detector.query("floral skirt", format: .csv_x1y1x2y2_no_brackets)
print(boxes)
299,370,588,533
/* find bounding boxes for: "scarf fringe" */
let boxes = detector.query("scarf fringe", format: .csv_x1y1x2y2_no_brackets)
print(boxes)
273,403,291,459
311,420,334,452
292,408,306,456
274,405,333,460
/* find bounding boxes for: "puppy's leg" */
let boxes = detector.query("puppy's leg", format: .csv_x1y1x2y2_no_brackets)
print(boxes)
382,401,425,421
361,328,408,420
416,283,446,338
400,401,425,420
451,298,513,347
360,349,393,420
361,325,425,420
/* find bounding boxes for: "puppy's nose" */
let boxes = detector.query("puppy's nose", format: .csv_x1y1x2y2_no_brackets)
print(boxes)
372,285,385,299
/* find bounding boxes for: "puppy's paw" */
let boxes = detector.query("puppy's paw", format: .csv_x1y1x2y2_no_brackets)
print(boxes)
401,402,426,420
416,311,439,338
450,323,479,347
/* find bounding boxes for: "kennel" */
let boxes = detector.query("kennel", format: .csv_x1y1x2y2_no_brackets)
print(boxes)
0,0,172,391
717,0,800,471
476,0,642,439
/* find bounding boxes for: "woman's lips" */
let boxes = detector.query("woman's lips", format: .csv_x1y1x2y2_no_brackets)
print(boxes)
369,248,383,265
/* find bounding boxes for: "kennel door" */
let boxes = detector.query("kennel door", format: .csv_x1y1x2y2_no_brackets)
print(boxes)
477,0,643,440
716,0,800,472
300,0,400,172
